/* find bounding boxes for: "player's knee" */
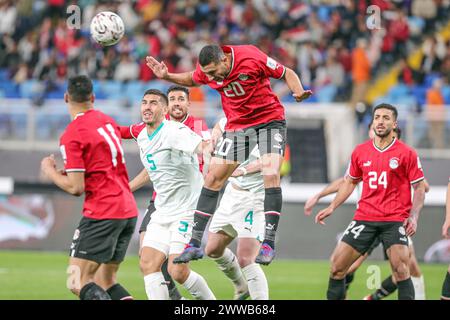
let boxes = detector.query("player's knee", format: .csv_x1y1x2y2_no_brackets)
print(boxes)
139,255,160,275
168,264,189,283
237,255,253,268
204,172,226,190
330,264,347,279
392,263,410,281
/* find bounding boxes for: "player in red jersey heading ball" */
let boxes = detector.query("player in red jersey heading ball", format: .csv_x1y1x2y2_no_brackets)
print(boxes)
146,44,312,265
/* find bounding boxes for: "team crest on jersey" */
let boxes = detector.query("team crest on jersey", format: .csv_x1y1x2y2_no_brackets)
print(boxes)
389,157,399,169
398,226,406,236
238,73,249,81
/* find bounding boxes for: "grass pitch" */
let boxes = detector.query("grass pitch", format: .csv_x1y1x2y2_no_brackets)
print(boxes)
0,250,447,300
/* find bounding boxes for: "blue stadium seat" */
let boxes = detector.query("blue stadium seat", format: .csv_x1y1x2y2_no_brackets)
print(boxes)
98,80,124,100
124,81,146,106
19,80,39,99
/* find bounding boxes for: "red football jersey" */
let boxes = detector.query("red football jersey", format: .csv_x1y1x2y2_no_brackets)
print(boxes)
347,138,424,222
120,114,210,173
60,109,138,220
192,45,286,130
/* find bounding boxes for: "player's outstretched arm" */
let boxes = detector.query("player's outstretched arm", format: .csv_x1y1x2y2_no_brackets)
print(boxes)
315,176,358,225
283,67,313,102
304,177,345,216
146,56,197,87
443,182,450,239
129,168,150,192
405,180,426,237
41,154,85,196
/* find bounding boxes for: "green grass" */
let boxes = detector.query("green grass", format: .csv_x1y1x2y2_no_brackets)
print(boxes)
0,250,447,300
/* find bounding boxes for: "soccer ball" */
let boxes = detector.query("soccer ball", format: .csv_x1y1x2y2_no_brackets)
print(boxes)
90,11,125,46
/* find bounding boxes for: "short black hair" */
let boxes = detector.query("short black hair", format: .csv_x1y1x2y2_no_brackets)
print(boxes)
372,103,398,121
198,44,225,66
67,75,93,103
143,89,168,106
167,85,190,99
394,127,402,139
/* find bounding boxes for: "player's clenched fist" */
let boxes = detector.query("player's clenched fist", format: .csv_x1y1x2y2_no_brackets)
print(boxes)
40,154,56,177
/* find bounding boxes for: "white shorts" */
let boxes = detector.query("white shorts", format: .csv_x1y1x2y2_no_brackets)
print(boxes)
142,211,193,257
209,183,264,240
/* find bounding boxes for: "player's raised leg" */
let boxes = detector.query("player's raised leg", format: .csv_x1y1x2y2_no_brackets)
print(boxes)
256,123,286,265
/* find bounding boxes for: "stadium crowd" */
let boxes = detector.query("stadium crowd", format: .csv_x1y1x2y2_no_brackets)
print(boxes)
0,0,449,105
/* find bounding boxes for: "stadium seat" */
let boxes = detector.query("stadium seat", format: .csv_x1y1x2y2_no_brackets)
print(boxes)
98,80,124,100
316,85,337,103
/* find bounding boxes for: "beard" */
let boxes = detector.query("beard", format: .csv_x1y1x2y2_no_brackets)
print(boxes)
375,127,393,138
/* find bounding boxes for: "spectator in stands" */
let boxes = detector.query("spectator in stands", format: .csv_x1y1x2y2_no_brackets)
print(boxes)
425,78,446,149
114,54,139,83
350,38,371,110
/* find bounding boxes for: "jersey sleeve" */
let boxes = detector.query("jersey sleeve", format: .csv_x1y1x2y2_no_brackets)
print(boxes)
347,149,362,180
252,46,286,79
192,63,209,85
60,132,85,172
407,150,425,184
169,123,203,154
120,123,145,140
119,126,133,139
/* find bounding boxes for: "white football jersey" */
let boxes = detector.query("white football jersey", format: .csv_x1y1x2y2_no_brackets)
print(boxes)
136,120,204,223
218,118,264,194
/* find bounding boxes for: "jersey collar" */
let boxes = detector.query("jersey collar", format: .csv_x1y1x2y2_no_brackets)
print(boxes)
147,121,165,140
372,137,397,153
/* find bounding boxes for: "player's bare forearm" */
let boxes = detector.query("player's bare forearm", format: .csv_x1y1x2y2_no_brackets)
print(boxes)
328,177,358,210
283,68,312,102
318,177,345,199
48,170,85,196
410,180,426,221
165,71,197,87
129,169,150,192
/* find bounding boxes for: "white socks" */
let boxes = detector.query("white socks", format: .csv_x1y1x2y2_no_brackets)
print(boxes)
144,272,169,300
411,275,426,300
182,270,216,300
242,263,269,300
213,248,247,293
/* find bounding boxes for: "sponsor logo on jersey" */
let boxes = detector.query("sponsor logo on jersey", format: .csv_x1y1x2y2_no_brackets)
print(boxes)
398,226,406,236
238,73,249,81
389,157,399,169
363,160,371,167
73,229,80,240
